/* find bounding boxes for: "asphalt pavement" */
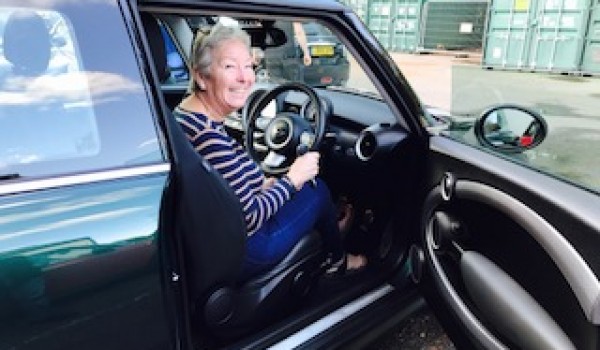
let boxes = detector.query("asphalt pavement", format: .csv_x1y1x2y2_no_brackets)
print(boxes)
389,52,600,190
367,307,455,350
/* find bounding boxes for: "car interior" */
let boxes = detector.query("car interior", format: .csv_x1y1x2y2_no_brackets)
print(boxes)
139,10,425,347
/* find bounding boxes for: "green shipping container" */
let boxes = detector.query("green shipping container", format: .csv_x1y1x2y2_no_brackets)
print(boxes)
419,0,489,51
483,0,590,72
581,0,600,73
339,0,369,21
367,0,424,52
392,0,424,51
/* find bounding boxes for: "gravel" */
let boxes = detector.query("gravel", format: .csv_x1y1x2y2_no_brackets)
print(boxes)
367,308,456,350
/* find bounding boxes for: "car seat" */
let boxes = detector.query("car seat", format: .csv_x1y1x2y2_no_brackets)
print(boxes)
140,13,325,339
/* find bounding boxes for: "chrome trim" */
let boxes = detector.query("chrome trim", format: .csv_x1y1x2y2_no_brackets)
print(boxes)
355,131,372,161
268,284,394,350
0,163,171,196
457,180,600,325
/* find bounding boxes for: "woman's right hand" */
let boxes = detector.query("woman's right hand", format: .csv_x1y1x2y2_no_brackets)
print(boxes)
286,151,319,190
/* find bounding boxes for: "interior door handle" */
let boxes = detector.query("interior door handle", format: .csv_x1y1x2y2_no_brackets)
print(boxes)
461,251,576,350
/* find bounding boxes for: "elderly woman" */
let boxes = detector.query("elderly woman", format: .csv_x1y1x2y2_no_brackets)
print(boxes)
173,23,366,280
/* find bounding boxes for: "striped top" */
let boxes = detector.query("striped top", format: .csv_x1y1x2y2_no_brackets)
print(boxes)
175,107,296,236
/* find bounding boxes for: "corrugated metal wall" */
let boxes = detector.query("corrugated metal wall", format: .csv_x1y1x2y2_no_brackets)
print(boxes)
483,0,600,73
580,0,600,72
351,0,487,52
420,0,489,51
339,0,600,73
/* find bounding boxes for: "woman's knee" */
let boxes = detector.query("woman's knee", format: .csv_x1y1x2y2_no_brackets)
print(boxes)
298,178,331,201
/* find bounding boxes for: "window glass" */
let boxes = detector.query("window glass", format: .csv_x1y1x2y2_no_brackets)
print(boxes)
370,5,600,193
160,24,189,84
165,16,378,94
0,9,100,167
0,3,163,180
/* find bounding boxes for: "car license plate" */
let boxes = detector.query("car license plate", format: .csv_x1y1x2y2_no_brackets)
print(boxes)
311,45,334,57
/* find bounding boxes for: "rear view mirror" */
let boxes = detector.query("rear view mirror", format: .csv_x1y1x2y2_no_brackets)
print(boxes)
245,27,287,48
474,105,548,153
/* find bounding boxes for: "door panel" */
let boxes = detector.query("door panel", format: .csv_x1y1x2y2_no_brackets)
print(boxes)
419,136,600,349
0,173,171,349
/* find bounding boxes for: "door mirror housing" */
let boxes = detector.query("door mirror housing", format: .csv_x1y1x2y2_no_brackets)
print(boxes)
474,105,548,153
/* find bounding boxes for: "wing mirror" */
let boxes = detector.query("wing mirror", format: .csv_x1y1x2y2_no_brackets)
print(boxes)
474,105,548,153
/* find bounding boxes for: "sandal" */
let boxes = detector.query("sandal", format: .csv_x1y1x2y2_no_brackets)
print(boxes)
324,256,347,276
337,197,355,236
324,254,367,277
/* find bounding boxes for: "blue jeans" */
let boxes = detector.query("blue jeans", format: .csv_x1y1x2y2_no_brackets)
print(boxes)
240,178,343,280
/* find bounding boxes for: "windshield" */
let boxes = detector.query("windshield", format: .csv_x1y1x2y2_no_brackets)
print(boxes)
258,20,378,95
164,17,379,96
359,0,600,193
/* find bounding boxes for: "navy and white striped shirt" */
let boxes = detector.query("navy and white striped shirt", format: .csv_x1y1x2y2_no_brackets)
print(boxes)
175,107,296,236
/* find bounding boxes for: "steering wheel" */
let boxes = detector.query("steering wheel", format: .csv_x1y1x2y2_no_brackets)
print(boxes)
244,82,328,175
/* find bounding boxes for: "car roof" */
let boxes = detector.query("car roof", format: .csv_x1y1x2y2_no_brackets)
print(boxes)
138,0,348,13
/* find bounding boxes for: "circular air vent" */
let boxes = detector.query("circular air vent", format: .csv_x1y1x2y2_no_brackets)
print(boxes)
355,131,377,161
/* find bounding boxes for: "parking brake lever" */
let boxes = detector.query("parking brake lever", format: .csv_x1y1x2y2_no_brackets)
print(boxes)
296,144,317,188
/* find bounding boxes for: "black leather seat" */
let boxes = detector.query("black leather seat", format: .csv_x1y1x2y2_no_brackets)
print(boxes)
140,13,325,338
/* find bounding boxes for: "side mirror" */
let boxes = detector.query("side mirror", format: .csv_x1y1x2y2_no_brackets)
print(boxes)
474,105,548,153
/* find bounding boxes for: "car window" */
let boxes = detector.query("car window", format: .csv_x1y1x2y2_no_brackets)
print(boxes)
160,24,189,84
261,20,356,88
0,5,163,180
162,17,378,95
356,0,600,193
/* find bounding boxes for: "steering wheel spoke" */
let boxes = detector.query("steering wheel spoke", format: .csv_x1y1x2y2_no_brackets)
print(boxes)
255,116,271,130
253,142,268,152
262,151,288,168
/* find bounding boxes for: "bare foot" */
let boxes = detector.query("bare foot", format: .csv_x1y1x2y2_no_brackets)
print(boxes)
337,201,354,234
346,254,367,271
324,254,367,277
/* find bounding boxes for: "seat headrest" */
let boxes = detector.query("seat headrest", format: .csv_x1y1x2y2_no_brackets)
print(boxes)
3,10,51,76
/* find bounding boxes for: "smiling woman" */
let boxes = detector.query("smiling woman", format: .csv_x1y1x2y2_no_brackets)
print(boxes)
173,23,367,282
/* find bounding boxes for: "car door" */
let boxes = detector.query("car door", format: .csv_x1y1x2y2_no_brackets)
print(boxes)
332,10,600,347
418,135,600,349
397,22,600,350
0,1,173,349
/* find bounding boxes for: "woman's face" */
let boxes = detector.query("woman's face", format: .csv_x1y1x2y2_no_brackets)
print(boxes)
199,38,255,117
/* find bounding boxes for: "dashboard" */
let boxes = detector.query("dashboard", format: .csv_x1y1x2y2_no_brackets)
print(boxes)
224,84,406,165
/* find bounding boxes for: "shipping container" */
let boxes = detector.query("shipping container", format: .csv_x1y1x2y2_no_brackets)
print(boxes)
367,0,395,50
483,0,592,73
419,0,489,51
580,0,600,73
339,0,369,21
393,0,424,51
366,0,424,52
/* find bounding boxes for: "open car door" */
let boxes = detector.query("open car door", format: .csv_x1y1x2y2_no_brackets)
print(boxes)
418,134,600,349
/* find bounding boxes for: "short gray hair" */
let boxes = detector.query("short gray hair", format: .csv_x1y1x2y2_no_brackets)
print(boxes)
189,23,251,93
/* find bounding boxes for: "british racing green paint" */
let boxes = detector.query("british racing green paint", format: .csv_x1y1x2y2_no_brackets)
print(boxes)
0,174,171,349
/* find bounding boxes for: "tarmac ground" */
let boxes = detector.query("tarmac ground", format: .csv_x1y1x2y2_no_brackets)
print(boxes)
368,308,456,350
